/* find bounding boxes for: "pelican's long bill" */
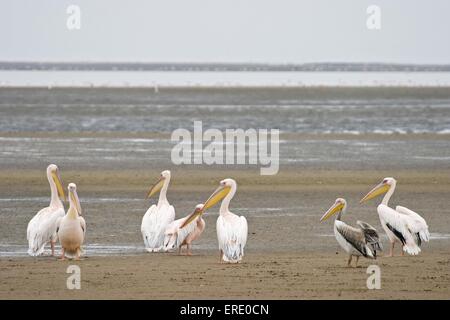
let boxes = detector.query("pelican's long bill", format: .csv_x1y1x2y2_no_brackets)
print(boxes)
360,182,390,203
146,176,165,199
70,188,82,215
180,206,203,229
320,201,344,222
52,169,66,201
203,185,231,211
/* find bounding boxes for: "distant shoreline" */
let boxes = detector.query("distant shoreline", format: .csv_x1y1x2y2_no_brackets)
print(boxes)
2,86,450,98
1,61,450,72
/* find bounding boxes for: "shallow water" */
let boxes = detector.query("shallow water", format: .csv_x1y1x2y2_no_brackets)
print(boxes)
0,135,449,171
0,88,450,171
1,92,450,134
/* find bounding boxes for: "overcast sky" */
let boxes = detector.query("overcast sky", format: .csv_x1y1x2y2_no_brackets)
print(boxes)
2,0,450,64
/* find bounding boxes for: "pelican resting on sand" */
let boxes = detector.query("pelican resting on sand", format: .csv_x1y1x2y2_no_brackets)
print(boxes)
361,177,430,256
199,178,247,263
57,183,85,260
320,198,382,267
27,164,66,256
163,203,206,255
141,170,175,252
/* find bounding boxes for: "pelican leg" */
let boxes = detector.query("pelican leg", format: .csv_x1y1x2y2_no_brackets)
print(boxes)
59,248,65,261
347,255,352,267
178,246,182,255
400,245,405,256
51,241,56,257
385,242,394,257
74,249,81,261
355,256,360,267
186,244,192,256
219,250,224,264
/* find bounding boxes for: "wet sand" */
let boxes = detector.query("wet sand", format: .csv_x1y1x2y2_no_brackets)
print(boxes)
1,252,449,299
1,169,449,299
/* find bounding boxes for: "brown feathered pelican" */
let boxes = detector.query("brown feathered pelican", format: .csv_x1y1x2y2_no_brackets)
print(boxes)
57,183,86,260
163,204,206,255
320,198,382,267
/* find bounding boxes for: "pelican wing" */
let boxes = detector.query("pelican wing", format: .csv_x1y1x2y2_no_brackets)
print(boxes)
357,220,383,252
141,204,175,251
238,216,248,251
79,216,86,254
378,204,420,255
27,207,65,256
335,220,373,258
217,214,248,263
395,205,430,243
56,216,62,233
80,216,86,236
176,217,197,248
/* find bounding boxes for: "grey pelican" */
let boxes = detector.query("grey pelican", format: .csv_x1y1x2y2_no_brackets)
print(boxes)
320,198,382,267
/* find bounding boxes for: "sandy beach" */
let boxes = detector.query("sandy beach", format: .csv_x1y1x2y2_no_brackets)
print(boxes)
1,168,449,299
1,252,449,300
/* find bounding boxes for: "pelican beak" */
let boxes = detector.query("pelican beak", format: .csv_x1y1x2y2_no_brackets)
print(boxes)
202,185,231,211
70,188,82,215
360,182,390,203
146,176,165,199
320,202,344,222
180,207,203,229
52,169,66,201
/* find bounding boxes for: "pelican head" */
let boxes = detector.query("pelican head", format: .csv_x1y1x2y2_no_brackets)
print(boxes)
320,198,346,222
180,203,205,229
202,178,235,212
146,170,171,199
47,164,66,201
360,177,396,203
68,183,82,215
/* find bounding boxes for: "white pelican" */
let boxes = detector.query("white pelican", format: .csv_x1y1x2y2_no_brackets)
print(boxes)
163,203,206,255
57,183,85,260
27,164,66,256
141,170,175,252
361,177,430,256
198,178,247,263
320,198,382,267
